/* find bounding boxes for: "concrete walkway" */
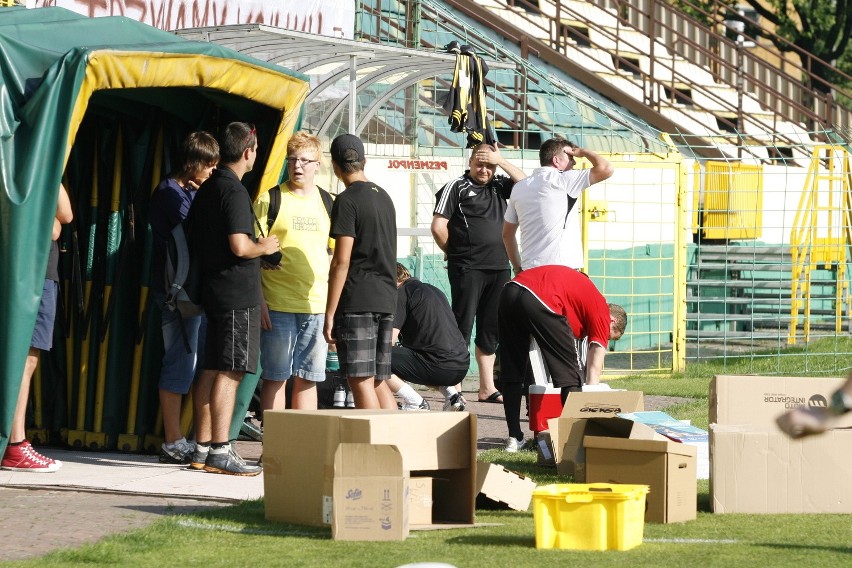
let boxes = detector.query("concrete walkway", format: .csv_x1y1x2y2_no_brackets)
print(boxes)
0,390,528,562
0,391,684,561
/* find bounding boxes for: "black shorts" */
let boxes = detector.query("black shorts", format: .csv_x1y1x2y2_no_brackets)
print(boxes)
391,345,468,387
497,283,584,390
448,266,510,354
203,306,260,374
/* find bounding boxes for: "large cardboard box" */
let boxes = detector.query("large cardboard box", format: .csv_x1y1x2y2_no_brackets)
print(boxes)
710,374,852,429
331,444,408,540
547,391,645,480
710,375,852,513
476,462,536,511
263,410,476,528
584,436,697,523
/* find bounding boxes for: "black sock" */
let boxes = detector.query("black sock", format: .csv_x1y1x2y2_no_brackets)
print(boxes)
211,442,228,449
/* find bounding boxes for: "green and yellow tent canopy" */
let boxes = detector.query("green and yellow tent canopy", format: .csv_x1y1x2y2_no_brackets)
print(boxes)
0,6,309,453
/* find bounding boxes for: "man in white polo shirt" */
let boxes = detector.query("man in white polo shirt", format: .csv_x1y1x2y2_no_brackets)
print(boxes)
502,137,613,273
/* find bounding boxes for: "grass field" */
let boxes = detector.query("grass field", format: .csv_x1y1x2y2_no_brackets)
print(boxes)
5,345,852,568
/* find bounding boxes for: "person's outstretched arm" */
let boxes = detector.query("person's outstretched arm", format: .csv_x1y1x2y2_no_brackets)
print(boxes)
777,374,852,438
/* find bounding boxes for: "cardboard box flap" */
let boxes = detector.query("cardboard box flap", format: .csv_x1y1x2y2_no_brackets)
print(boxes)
334,443,404,476
561,391,644,418
586,417,669,441
340,413,474,470
584,435,698,458
475,462,536,511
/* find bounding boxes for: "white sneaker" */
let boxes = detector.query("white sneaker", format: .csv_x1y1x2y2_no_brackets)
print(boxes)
398,399,430,411
504,437,524,453
442,393,467,412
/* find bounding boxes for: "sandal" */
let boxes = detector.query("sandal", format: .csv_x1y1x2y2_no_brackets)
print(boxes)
478,391,503,404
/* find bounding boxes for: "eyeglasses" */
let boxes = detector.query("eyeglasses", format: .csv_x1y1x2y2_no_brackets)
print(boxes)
287,157,320,166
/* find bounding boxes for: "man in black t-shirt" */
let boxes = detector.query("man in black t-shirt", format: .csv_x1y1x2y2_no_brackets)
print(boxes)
185,122,279,477
324,133,397,410
387,264,471,412
431,144,526,404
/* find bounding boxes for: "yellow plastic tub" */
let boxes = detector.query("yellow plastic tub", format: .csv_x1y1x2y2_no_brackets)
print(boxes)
532,483,650,551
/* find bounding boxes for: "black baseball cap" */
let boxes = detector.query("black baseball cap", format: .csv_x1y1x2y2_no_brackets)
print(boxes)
330,133,365,164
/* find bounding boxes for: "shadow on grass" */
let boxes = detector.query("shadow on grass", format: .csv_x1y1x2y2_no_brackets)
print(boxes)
448,534,536,547
756,543,852,554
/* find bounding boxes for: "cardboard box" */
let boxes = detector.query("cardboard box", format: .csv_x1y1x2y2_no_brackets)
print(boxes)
618,411,709,479
331,444,408,540
710,374,852,429
409,477,433,526
584,436,697,523
547,391,645,480
475,462,536,511
263,410,477,528
710,375,852,514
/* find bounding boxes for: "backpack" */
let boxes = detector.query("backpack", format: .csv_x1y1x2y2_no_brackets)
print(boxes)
266,184,334,234
164,221,204,319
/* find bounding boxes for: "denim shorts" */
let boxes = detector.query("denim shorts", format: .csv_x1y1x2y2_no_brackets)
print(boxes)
333,312,393,380
156,291,206,395
260,311,327,382
30,280,58,351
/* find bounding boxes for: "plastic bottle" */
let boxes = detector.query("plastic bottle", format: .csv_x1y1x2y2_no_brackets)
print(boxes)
333,385,346,408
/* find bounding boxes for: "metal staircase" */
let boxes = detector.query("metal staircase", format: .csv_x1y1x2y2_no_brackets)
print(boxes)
788,145,852,342
687,244,797,340
688,146,852,344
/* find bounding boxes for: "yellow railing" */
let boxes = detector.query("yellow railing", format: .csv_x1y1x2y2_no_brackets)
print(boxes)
789,145,852,343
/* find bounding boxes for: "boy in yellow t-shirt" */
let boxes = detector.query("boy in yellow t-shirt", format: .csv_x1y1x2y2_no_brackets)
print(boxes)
254,132,333,411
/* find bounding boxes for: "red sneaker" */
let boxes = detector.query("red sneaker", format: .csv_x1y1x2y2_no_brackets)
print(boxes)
1,440,62,472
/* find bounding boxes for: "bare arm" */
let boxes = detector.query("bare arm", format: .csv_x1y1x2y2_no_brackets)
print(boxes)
502,221,522,274
431,215,449,253
53,184,73,240
475,145,527,182
56,183,73,224
392,327,400,344
228,232,279,259
573,148,614,185
585,343,607,385
324,235,354,344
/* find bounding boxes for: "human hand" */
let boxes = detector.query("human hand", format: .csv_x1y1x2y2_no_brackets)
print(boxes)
260,303,272,331
776,406,832,439
259,235,280,255
474,144,500,165
323,318,336,345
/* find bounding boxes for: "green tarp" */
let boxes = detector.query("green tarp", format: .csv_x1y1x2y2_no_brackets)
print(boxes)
0,6,309,453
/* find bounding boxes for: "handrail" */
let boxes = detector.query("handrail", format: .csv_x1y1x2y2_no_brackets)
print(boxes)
492,0,822,151
587,0,852,133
